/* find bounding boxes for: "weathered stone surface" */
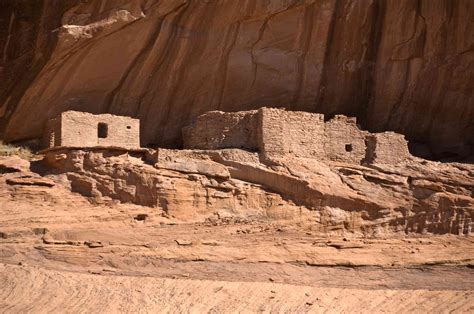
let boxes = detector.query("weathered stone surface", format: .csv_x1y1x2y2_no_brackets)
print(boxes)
184,108,410,166
6,176,55,187
45,111,140,149
183,110,259,151
0,156,30,173
149,148,232,178
41,148,298,221
0,145,473,312
37,146,473,236
155,158,230,179
1,0,473,159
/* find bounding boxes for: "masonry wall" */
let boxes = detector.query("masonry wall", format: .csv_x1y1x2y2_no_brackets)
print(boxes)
45,111,140,149
324,115,368,164
285,111,325,158
182,110,259,150
183,108,410,166
258,108,325,159
258,108,287,157
365,132,409,165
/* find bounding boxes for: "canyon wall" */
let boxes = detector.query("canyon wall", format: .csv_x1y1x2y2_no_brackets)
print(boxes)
0,0,473,157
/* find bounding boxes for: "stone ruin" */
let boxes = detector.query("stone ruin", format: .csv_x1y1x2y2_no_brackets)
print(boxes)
183,107,410,165
42,108,410,166
44,111,140,149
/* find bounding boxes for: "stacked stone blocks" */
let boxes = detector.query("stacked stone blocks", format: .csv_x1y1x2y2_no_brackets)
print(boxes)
183,107,410,165
44,111,140,149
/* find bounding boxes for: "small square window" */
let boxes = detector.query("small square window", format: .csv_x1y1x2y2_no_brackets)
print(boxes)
345,144,353,152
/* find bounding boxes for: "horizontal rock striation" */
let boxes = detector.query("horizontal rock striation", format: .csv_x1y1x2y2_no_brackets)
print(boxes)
38,147,473,236
0,0,473,159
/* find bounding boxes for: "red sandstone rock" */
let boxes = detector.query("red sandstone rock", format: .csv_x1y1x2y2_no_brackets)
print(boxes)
37,145,473,236
6,176,55,187
0,2,473,308
0,0,473,158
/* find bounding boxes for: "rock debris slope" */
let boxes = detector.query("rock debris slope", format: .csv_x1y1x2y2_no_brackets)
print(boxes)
1,0,473,158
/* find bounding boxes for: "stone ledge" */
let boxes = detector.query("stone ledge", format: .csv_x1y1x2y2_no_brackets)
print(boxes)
39,146,151,154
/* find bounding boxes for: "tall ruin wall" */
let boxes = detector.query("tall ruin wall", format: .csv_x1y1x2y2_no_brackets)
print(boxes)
182,110,259,151
365,132,411,165
44,117,61,148
259,108,325,159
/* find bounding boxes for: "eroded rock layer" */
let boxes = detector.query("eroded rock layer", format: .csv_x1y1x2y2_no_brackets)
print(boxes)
1,152,473,311
1,0,473,158
37,147,473,236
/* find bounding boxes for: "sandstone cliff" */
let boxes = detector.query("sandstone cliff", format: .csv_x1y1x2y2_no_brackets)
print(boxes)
29,146,471,236
1,0,473,158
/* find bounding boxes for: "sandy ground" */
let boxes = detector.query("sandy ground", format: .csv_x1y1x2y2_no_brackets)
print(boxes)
1,263,473,313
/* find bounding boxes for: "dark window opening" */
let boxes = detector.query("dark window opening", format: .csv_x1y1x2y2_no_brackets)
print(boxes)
126,125,131,130
345,144,353,152
98,122,108,138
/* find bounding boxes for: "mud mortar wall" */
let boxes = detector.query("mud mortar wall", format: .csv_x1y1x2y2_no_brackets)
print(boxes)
324,115,368,164
183,110,259,151
183,108,411,166
46,111,140,148
259,108,326,159
366,132,411,165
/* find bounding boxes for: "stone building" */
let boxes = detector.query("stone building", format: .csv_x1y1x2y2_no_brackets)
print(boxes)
44,111,140,149
183,107,410,165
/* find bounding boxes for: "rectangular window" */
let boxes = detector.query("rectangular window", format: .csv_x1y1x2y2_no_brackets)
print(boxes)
98,122,108,138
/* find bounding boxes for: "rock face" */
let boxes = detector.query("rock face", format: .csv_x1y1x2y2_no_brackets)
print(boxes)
1,0,473,158
39,145,473,236
1,152,474,312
